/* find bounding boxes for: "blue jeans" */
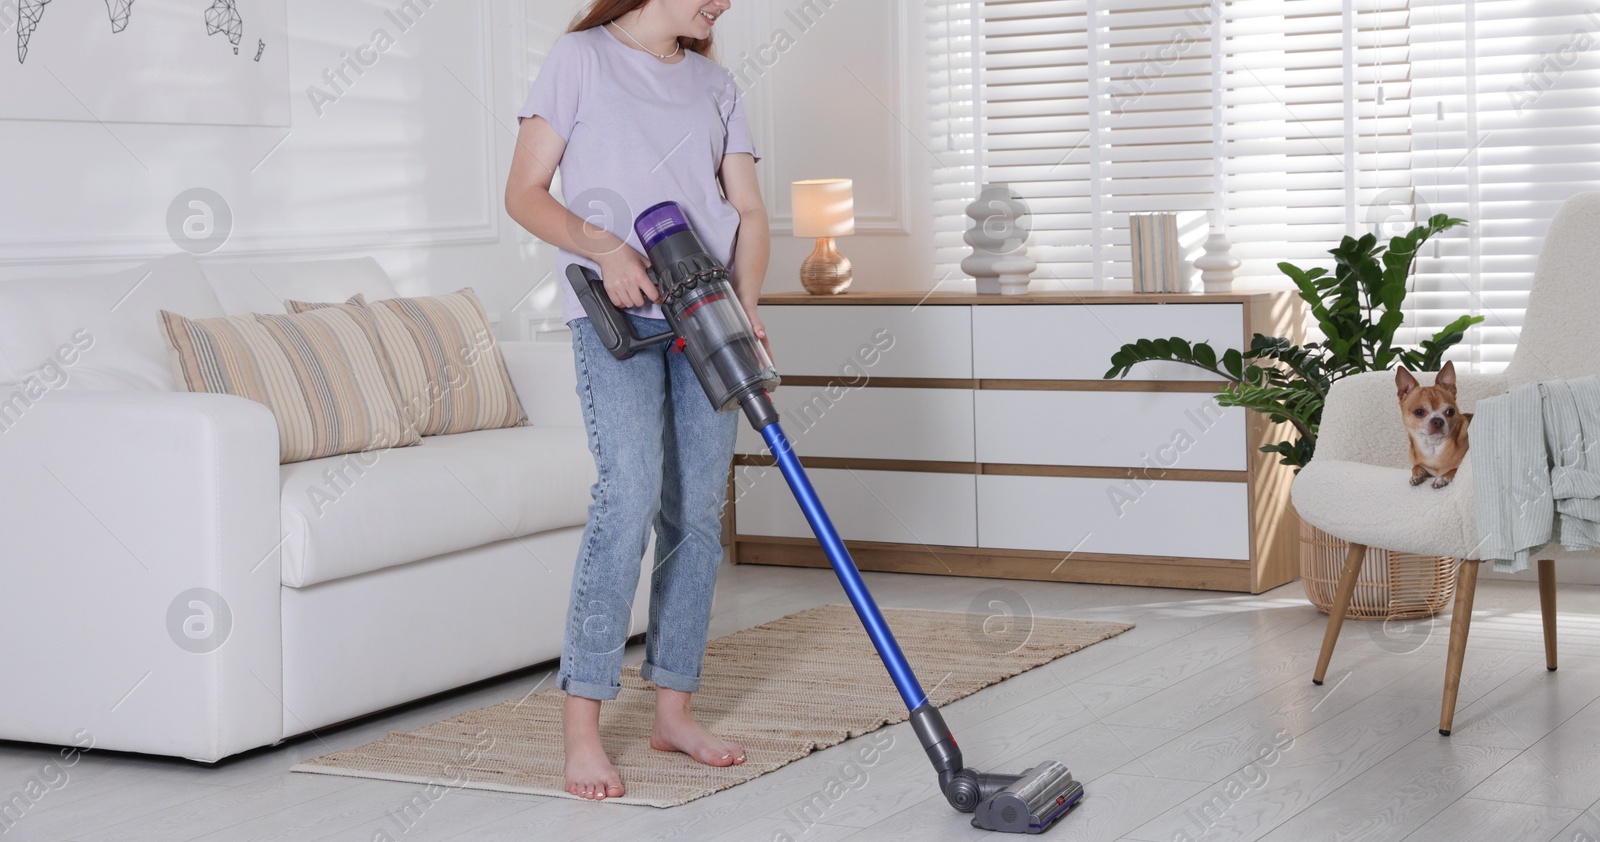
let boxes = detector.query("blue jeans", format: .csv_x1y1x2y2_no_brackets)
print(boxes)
559,314,739,701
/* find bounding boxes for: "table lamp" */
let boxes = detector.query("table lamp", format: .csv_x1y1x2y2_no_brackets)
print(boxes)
791,178,855,295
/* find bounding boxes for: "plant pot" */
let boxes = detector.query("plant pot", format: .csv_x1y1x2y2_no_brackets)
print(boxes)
1299,519,1456,620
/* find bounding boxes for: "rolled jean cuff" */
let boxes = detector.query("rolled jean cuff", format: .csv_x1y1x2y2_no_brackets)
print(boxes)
640,661,701,693
559,674,621,702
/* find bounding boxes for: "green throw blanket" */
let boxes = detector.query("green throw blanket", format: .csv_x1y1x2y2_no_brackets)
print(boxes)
1473,375,1600,572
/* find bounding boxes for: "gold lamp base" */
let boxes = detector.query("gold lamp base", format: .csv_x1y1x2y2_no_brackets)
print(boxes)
801,237,852,295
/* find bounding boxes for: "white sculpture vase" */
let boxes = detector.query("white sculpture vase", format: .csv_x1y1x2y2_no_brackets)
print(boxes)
962,183,1037,295
1194,225,1241,294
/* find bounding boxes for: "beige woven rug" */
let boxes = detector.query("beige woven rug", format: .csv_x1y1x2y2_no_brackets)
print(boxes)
291,604,1132,807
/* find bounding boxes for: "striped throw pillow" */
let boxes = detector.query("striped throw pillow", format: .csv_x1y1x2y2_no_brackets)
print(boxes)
287,289,529,437
158,300,421,464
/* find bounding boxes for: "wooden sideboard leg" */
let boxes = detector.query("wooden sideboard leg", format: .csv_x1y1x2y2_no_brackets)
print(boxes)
1539,558,1557,671
1313,542,1366,685
1440,559,1481,736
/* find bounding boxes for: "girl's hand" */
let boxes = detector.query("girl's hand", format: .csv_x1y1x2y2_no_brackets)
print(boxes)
596,246,660,310
743,303,773,364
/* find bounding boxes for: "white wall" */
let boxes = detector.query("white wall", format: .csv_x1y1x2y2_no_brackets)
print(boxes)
0,0,547,337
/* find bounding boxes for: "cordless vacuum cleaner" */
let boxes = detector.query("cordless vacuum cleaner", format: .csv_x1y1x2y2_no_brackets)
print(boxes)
566,201,1084,834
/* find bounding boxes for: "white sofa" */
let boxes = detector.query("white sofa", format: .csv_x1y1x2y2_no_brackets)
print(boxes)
0,253,648,763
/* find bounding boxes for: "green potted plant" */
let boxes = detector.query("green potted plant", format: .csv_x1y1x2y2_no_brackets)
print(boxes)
1103,215,1484,616
1103,214,1481,470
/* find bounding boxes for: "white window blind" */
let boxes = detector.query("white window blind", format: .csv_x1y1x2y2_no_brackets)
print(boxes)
928,0,1225,288
928,1,982,285
1408,0,1600,371
1222,0,1411,282
930,0,1406,289
1096,1,1218,285
928,0,1599,370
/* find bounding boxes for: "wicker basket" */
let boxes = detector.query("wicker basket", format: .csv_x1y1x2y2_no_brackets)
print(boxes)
1299,519,1457,620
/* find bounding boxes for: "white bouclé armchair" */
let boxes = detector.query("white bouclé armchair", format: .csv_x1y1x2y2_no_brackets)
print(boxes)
1292,191,1600,735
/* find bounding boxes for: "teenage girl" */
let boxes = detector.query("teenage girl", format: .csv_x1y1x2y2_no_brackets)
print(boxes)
505,0,768,801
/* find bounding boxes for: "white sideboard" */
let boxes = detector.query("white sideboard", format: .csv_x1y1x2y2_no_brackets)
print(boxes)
730,290,1305,593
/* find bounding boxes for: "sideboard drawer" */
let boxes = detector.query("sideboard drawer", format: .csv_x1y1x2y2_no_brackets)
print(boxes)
737,387,976,462
764,305,972,379
736,468,977,547
974,390,1247,471
977,474,1250,560
972,304,1241,381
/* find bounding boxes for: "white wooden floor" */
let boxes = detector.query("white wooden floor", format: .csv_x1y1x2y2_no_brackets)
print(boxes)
7,561,1600,842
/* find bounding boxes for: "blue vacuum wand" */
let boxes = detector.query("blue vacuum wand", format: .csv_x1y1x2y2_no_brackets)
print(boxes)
565,202,1084,834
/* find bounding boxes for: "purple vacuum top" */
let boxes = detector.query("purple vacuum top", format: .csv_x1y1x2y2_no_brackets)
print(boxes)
635,202,689,252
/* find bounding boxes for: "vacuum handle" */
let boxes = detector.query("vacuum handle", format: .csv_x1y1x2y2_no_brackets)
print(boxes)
564,264,676,360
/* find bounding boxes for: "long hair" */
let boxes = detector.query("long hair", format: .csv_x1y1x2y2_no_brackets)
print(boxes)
569,0,715,59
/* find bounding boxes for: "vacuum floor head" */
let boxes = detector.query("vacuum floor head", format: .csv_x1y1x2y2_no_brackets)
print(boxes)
913,704,1085,834
970,761,1084,834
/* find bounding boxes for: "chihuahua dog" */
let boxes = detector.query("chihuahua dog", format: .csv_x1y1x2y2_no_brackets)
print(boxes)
1396,360,1472,489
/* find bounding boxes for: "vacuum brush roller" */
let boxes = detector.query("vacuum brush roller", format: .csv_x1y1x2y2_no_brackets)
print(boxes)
912,704,1084,834
970,761,1083,834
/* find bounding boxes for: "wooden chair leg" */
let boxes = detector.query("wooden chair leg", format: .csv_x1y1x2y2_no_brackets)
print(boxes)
1440,559,1481,736
1539,558,1557,671
1313,542,1367,685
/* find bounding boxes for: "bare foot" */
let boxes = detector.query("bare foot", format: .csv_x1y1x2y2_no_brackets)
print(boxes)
563,694,624,800
649,687,746,767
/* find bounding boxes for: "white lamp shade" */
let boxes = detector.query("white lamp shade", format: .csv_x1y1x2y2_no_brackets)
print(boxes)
791,179,855,238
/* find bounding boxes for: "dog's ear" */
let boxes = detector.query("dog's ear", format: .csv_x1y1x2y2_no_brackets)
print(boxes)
1435,360,1458,395
1396,367,1419,399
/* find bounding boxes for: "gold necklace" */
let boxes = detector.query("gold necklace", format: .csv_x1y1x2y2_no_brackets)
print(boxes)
609,20,682,61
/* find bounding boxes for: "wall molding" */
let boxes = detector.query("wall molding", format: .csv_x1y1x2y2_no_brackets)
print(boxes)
523,311,572,341
0,221,501,267
758,0,913,238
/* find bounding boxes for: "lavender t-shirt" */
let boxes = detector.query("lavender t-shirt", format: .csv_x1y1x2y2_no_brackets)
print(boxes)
518,26,761,324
